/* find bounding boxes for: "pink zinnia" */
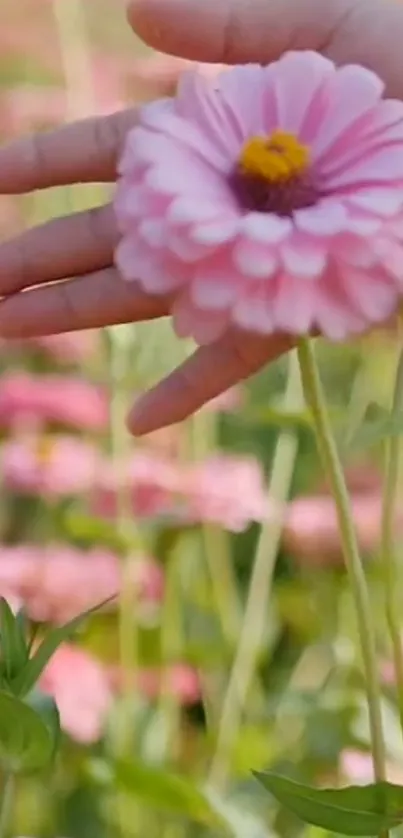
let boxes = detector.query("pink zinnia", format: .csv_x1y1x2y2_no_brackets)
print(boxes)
40,645,112,744
1,434,101,496
115,52,403,343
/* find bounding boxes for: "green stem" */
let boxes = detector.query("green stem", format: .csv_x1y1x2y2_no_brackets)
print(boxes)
107,328,141,703
0,774,14,838
208,350,303,789
106,329,143,838
159,545,183,762
191,412,242,649
297,337,386,785
381,344,403,739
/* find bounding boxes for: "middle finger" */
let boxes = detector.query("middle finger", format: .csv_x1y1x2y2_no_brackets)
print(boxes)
0,267,171,337
0,203,117,294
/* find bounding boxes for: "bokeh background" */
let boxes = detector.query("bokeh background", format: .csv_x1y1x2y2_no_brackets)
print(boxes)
1,2,403,836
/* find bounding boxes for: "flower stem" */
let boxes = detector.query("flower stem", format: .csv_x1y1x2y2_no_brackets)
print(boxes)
297,337,386,784
0,774,14,838
381,343,403,740
191,411,242,648
159,545,183,761
208,350,303,789
107,328,141,702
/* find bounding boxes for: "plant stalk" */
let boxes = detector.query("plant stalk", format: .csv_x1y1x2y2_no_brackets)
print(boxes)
381,343,403,739
208,350,303,789
297,337,386,794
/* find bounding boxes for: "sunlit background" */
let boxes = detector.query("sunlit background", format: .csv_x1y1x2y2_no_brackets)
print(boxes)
1,1,403,836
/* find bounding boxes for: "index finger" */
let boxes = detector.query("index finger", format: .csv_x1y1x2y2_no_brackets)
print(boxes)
128,0,403,98
128,331,292,435
0,109,138,194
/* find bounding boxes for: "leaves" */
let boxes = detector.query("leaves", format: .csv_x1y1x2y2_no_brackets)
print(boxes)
25,690,61,760
91,758,223,827
255,773,403,835
0,691,54,773
0,599,28,683
346,402,403,451
12,597,112,697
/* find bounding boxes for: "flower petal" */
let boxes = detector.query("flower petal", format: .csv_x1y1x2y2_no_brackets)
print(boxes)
272,51,334,137
233,239,278,278
241,213,292,244
312,65,384,160
294,203,348,235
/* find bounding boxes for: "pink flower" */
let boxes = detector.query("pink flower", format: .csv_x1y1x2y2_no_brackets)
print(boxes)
0,373,108,431
5,331,99,364
109,663,201,705
115,53,403,344
92,451,269,531
1,435,101,496
91,451,184,519
340,749,403,785
39,645,112,743
0,545,163,624
284,491,403,566
183,455,271,531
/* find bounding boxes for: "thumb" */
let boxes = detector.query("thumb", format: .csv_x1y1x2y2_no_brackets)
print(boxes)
127,0,403,97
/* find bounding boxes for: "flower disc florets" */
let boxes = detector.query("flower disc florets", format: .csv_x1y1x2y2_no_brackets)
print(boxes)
115,51,403,344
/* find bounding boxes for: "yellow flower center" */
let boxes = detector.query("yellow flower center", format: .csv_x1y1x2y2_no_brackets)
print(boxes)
36,435,54,464
238,130,310,184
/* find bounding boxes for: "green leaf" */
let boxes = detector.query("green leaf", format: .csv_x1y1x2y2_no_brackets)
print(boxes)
25,690,61,759
12,597,112,697
346,402,403,451
254,773,403,835
0,598,28,682
240,407,314,430
91,758,223,827
0,691,53,772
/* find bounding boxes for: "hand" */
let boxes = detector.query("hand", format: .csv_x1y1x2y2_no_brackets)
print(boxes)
1,0,403,435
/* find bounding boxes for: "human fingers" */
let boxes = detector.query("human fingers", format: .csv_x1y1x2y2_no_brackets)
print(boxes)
0,269,170,337
128,330,292,435
0,204,118,294
127,0,403,97
0,109,138,193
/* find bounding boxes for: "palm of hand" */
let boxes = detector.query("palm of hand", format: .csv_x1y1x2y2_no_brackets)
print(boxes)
0,0,400,434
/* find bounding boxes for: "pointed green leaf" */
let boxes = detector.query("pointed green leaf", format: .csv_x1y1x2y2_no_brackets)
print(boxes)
0,691,53,773
25,690,61,759
0,598,28,682
12,597,112,697
91,758,223,827
347,402,403,451
254,773,403,835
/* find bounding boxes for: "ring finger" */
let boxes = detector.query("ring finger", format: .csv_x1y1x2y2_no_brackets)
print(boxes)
0,203,117,293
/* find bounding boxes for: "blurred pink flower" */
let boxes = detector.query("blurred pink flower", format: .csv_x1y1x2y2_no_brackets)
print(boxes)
340,749,403,785
5,331,99,364
116,54,403,345
0,373,108,431
91,451,185,519
0,545,163,624
1,435,101,496
40,645,112,743
184,455,270,531
92,452,269,531
284,492,403,566
110,663,201,705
